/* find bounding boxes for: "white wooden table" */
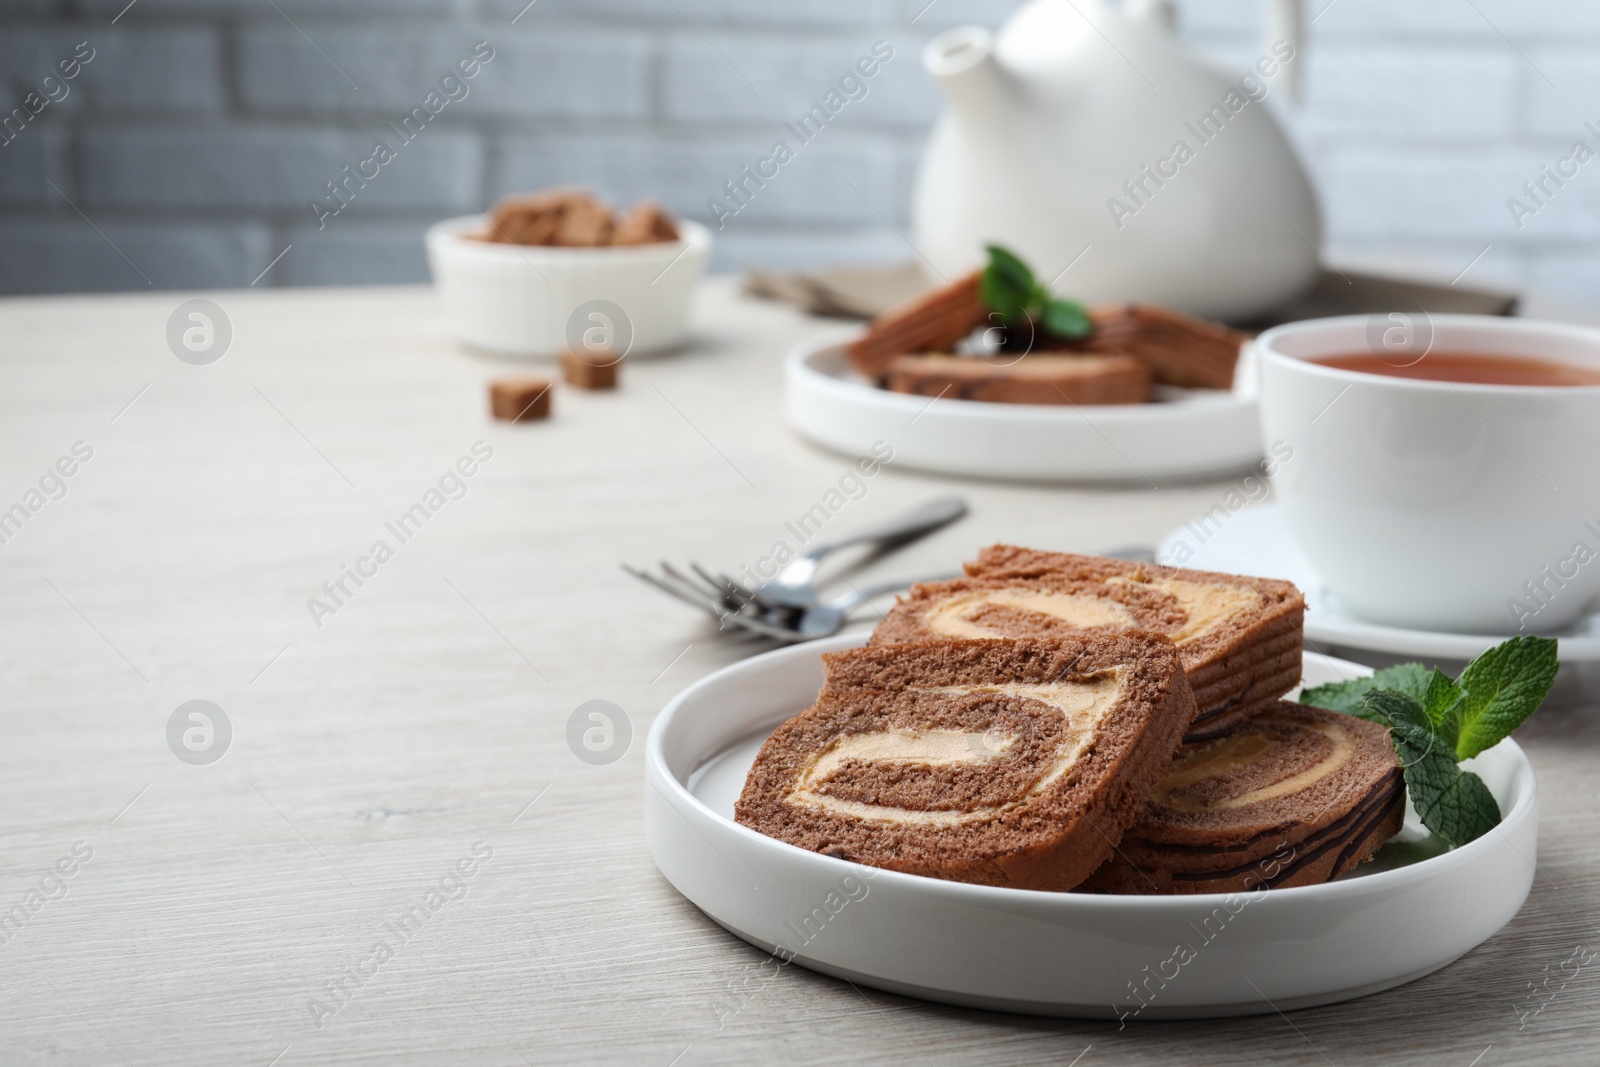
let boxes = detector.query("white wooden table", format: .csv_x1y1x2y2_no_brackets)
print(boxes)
1,279,1596,1066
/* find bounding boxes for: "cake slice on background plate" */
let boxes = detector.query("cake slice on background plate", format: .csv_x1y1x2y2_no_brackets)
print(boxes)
735,634,1195,892
872,546,1306,743
1077,303,1249,390
1081,702,1404,894
845,271,988,381
884,353,1151,405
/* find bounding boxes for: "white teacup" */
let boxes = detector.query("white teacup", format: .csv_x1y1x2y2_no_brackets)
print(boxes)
1256,314,1600,634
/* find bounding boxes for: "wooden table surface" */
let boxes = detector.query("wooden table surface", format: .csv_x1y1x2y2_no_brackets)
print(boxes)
1,279,1596,1066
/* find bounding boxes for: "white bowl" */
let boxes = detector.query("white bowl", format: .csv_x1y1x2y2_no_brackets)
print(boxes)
646,637,1537,1018
784,329,1263,484
425,215,711,357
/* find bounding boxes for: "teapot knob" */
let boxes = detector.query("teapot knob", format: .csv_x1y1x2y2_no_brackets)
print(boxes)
1267,0,1304,104
1124,0,1176,31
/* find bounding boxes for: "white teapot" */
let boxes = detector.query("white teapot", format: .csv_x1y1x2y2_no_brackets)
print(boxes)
911,0,1319,322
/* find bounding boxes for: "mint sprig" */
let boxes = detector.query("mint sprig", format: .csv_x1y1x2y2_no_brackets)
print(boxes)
979,245,1092,342
1300,636,1557,847
1362,689,1502,848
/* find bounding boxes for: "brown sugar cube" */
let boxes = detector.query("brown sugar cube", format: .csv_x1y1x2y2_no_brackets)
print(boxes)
560,348,621,390
885,353,1151,405
494,209,561,246
489,188,585,221
846,271,989,380
551,194,615,247
489,377,553,421
484,188,584,244
611,200,680,246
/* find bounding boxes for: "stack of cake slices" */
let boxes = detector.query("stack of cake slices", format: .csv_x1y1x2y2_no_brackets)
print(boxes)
841,274,1249,399
735,544,1405,895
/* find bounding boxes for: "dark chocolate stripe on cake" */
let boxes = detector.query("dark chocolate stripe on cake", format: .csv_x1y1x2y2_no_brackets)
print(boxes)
1185,624,1304,685
1191,643,1303,690
1120,766,1396,857
1325,787,1406,878
1185,660,1302,733
1260,769,1404,888
1157,768,1403,884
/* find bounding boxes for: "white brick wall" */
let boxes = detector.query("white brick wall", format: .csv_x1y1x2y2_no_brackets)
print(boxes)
0,0,1597,305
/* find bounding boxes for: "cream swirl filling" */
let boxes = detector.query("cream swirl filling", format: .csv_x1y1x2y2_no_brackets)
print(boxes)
922,589,1136,639
1106,576,1262,644
922,577,1261,647
1154,712,1353,813
786,672,1125,826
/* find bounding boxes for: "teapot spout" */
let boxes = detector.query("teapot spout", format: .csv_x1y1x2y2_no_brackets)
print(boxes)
923,27,1014,126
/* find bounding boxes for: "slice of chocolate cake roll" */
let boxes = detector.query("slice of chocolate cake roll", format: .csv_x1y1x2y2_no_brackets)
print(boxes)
1079,303,1248,390
735,634,1195,892
1082,703,1404,895
871,546,1305,743
884,353,1152,405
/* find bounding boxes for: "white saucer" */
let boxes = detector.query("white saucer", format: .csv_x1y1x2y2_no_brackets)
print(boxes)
645,636,1536,1018
1157,504,1600,662
783,329,1262,484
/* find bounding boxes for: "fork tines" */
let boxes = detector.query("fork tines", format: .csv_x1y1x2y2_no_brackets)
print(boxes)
623,561,802,641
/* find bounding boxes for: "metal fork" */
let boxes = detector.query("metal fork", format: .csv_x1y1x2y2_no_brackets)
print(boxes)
697,497,968,610
624,564,950,642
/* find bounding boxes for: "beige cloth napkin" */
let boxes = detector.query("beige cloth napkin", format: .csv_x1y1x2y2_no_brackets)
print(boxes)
743,262,1519,325
742,262,932,320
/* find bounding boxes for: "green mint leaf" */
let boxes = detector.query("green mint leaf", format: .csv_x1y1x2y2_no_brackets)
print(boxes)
1452,635,1559,760
1040,297,1093,340
1421,667,1464,748
1300,662,1436,718
1023,285,1049,325
980,245,1037,327
1364,690,1501,847
1404,754,1501,848
1361,688,1427,732
985,244,1035,293
979,270,1027,326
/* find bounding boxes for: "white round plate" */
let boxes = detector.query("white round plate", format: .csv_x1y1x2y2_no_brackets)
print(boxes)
1158,504,1600,662
783,329,1263,484
645,636,1536,1019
